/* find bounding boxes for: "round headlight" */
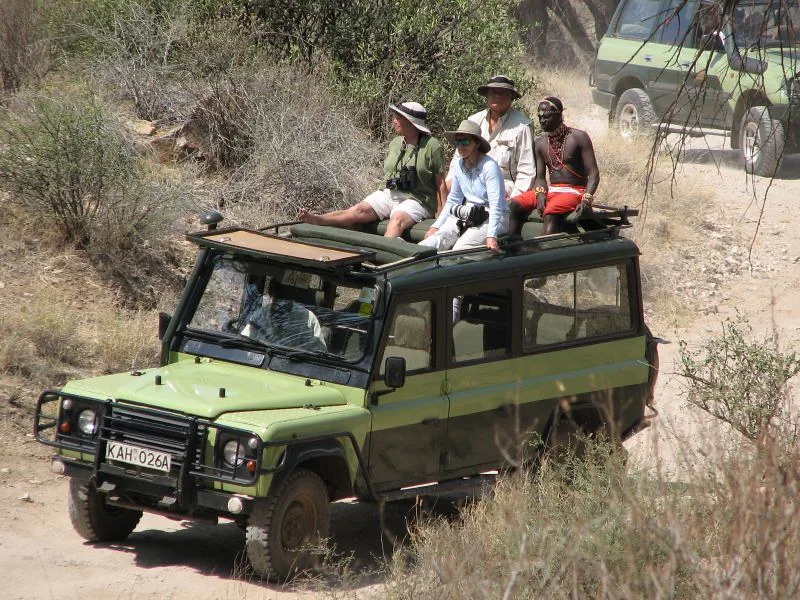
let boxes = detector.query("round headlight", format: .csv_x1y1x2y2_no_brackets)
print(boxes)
223,440,246,467
77,409,98,435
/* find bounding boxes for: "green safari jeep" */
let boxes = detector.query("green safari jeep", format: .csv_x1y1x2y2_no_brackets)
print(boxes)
35,210,658,581
591,0,800,176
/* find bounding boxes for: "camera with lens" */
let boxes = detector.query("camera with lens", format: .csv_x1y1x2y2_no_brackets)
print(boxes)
450,203,489,228
386,166,417,191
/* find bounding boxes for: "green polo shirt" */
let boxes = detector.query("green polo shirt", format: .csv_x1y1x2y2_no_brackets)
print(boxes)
383,135,445,215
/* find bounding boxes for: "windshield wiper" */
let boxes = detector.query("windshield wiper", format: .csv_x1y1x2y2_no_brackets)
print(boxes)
268,344,329,360
217,334,272,353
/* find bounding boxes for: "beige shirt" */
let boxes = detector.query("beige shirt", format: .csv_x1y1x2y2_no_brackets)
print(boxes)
447,107,535,197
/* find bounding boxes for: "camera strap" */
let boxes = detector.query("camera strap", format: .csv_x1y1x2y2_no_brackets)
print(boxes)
391,138,421,178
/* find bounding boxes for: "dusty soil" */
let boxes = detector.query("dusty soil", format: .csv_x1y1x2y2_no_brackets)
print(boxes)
2,84,800,598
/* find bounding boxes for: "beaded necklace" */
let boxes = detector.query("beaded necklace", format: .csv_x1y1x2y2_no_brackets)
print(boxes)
547,123,571,171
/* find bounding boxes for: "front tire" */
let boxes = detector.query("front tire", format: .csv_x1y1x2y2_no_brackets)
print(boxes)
246,469,330,581
739,106,785,177
68,478,142,542
614,88,656,141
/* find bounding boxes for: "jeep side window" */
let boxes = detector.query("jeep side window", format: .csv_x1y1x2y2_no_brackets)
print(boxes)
451,289,511,363
660,0,698,45
615,0,666,40
379,300,433,375
523,264,633,351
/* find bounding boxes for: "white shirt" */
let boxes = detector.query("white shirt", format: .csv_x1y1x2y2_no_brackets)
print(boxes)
241,296,326,352
447,107,535,197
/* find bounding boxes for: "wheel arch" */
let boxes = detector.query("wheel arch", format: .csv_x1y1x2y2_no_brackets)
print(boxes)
543,400,606,447
730,90,771,149
610,76,648,119
268,439,354,501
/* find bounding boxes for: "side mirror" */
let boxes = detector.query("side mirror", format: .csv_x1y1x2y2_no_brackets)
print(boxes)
384,356,406,389
723,32,767,74
158,312,172,341
729,54,767,74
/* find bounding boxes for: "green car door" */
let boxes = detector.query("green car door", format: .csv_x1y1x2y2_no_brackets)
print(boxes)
366,292,449,489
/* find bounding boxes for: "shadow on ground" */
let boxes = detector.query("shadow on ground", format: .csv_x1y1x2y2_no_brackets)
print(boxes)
99,493,468,592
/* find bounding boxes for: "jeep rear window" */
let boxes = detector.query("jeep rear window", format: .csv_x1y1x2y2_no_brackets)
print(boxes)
523,264,633,352
732,2,800,49
616,0,666,40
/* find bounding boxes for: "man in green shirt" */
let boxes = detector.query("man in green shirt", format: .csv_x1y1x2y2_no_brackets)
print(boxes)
299,102,447,237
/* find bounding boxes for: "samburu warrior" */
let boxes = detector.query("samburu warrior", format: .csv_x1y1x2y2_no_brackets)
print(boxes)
509,96,600,235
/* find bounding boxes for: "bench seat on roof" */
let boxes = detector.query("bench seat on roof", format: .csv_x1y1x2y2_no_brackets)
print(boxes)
370,217,545,242
289,223,436,265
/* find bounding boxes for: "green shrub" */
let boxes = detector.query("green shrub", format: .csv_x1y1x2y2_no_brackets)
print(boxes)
0,93,185,245
328,0,533,134
187,0,533,134
678,314,800,443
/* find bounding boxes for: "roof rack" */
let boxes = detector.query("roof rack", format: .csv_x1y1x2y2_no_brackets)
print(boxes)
188,205,638,274
362,216,635,274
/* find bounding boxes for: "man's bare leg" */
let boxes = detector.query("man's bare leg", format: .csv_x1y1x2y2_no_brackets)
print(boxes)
298,202,379,227
542,214,562,236
384,210,416,238
508,200,533,236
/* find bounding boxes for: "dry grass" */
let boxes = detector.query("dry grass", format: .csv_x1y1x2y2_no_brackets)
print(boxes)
378,431,800,599
0,207,162,419
92,308,160,374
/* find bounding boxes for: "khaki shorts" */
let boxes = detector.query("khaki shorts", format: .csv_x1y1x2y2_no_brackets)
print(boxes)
363,189,430,223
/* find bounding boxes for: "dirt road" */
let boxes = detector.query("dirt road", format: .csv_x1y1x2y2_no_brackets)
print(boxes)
3,92,800,599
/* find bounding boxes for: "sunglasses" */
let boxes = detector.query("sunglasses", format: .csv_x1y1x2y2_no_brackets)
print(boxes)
452,137,474,147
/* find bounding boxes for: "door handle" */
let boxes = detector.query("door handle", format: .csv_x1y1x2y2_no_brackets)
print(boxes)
644,55,652,62
679,61,692,68
421,417,440,425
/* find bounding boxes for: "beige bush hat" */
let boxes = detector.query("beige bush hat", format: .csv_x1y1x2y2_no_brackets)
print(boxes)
388,102,431,134
477,75,522,99
444,120,491,153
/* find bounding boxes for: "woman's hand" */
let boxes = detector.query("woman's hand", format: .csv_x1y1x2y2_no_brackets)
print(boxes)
486,237,499,254
424,227,439,240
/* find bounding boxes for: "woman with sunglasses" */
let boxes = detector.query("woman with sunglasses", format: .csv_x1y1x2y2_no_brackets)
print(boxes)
420,120,508,254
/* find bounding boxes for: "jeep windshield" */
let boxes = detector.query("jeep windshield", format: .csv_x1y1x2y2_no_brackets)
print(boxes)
732,1,800,48
184,255,377,365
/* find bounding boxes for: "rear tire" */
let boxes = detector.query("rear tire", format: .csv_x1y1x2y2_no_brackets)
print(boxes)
546,416,587,463
614,88,656,141
246,469,330,581
739,106,785,177
68,478,142,542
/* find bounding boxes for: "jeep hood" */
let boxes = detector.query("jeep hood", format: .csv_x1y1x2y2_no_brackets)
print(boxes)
62,360,347,419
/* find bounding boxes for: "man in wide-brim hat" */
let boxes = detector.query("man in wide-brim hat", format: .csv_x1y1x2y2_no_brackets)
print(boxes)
421,120,508,255
446,74,535,198
299,101,446,237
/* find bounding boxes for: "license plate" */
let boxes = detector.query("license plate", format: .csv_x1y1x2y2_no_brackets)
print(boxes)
106,441,171,472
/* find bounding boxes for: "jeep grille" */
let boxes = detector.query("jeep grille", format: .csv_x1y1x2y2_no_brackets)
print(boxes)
102,404,204,473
